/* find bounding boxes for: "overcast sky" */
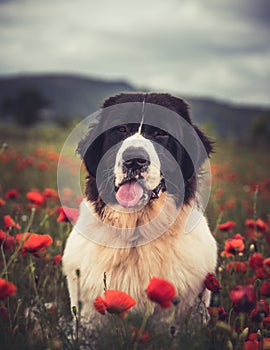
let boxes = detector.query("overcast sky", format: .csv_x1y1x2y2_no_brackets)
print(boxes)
0,0,270,106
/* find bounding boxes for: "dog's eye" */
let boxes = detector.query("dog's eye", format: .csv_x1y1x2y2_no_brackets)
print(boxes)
118,125,128,133
154,129,168,137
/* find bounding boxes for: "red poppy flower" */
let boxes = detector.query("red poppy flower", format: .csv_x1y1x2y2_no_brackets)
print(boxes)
230,285,256,313
3,215,21,230
233,233,245,240
204,273,221,292
249,253,264,270
47,150,59,161
245,219,256,229
38,162,49,171
256,218,268,233
215,188,224,198
62,188,73,198
16,232,53,255
224,198,236,210
0,278,17,300
264,338,270,349
94,296,107,315
244,339,259,350
207,306,227,323
263,316,270,328
57,206,79,223
226,261,247,273
245,218,269,237
221,234,245,257
218,221,236,231
260,281,270,297
244,333,269,350
255,268,268,279
146,277,177,309
249,299,269,323
35,147,45,157
43,188,59,200
4,189,19,200
52,254,62,265
248,333,258,341
256,299,268,314
131,326,151,343
264,257,270,268
93,290,136,319
26,191,45,206
0,198,6,207
0,230,16,250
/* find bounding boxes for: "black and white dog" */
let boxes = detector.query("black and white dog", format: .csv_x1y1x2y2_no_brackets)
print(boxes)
62,93,217,319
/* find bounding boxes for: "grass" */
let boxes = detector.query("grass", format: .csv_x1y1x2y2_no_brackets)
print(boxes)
0,123,270,349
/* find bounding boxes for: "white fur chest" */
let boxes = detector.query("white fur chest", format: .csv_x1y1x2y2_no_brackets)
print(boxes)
62,200,217,317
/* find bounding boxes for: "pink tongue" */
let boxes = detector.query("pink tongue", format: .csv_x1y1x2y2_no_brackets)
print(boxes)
116,181,144,208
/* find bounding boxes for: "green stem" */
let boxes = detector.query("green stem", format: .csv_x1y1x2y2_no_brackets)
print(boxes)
103,272,107,291
0,243,13,329
25,207,36,233
37,213,49,228
74,268,81,347
0,142,8,154
12,298,22,330
0,239,23,278
253,185,259,223
29,254,39,302
133,301,152,350
167,306,176,325
0,242,8,280
239,312,245,332
228,307,234,327
213,211,224,237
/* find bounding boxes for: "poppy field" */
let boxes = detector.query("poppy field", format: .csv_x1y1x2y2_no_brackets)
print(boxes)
0,125,270,349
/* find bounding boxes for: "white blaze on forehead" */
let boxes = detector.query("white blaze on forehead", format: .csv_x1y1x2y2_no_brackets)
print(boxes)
114,133,161,189
137,99,145,135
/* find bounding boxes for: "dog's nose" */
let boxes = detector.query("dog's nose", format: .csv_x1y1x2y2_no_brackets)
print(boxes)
122,147,150,170
124,158,149,169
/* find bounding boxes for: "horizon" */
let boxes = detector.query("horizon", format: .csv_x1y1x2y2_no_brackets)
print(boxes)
0,71,269,110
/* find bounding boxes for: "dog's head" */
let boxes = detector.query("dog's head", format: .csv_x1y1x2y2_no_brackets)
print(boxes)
78,93,213,214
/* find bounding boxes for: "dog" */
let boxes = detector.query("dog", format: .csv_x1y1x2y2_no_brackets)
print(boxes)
62,93,217,321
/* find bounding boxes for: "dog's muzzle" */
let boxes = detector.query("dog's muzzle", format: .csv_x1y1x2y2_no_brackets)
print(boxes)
122,146,150,177
115,146,165,208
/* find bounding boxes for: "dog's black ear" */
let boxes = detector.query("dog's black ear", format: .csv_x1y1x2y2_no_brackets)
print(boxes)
164,95,213,181
182,124,214,181
77,129,104,178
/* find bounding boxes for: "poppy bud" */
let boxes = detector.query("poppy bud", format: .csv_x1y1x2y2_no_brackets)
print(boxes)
249,244,255,253
172,296,180,306
239,327,249,341
170,326,176,336
72,306,77,316
204,273,221,292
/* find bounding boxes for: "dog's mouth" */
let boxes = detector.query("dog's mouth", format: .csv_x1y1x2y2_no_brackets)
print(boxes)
115,172,166,208
115,179,145,208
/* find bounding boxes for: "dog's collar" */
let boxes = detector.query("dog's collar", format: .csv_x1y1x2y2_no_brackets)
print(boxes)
150,177,166,200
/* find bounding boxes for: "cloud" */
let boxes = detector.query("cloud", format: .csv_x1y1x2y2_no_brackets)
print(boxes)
0,0,269,106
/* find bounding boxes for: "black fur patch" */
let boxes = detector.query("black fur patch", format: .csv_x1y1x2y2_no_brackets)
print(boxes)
78,93,214,210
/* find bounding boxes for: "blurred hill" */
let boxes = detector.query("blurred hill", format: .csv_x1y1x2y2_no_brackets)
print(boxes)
0,74,135,125
0,73,269,139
